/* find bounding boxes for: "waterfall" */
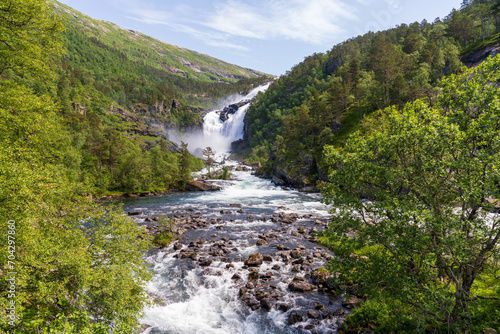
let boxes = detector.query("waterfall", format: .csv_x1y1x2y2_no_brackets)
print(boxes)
167,83,271,158
202,82,271,155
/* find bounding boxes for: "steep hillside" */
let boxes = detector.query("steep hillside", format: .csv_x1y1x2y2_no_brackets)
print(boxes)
238,0,500,190
4,0,270,196
53,1,263,85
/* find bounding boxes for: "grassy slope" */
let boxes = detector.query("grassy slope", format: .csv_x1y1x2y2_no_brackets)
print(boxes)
53,0,264,84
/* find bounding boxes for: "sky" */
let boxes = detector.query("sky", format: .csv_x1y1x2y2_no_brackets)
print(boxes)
58,0,463,76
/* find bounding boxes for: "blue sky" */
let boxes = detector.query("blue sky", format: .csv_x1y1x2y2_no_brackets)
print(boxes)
58,0,463,75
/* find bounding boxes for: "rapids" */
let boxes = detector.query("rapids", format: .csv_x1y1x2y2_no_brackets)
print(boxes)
120,84,348,333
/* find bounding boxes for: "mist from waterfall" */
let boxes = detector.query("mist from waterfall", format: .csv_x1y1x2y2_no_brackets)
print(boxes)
168,82,271,158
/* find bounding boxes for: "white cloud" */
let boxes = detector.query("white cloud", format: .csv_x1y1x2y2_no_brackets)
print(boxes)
120,0,357,50
204,0,357,44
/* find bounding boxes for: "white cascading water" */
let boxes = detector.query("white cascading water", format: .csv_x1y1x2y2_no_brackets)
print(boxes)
201,82,271,155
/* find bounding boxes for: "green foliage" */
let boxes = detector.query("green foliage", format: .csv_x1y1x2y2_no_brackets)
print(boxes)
203,146,216,177
0,0,65,79
321,55,500,333
153,233,174,248
0,78,152,333
0,2,153,332
152,216,177,247
242,0,500,186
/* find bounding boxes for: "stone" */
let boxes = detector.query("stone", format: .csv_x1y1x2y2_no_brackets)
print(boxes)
291,249,302,259
307,310,320,319
245,253,264,266
277,303,290,312
128,211,142,216
186,180,221,192
173,243,183,251
180,252,196,260
260,298,273,311
248,270,260,280
288,311,306,325
230,203,242,207
289,281,315,292
198,258,212,267
256,239,267,246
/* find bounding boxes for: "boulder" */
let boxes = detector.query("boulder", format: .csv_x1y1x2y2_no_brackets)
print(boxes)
288,311,306,325
289,281,315,292
128,211,142,216
186,180,221,192
245,253,264,267
198,258,213,267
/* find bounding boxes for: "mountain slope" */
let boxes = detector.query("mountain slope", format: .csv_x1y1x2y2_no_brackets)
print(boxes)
17,1,269,195
239,0,500,189
53,0,263,84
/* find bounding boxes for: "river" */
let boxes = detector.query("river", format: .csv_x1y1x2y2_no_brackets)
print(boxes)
119,84,348,334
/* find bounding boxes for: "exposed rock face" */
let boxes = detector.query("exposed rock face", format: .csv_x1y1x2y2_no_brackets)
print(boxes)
462,44,500,67
219,100,250,122
185,180,222,192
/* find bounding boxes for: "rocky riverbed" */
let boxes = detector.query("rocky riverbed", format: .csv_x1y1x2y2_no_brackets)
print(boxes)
130,198,363,334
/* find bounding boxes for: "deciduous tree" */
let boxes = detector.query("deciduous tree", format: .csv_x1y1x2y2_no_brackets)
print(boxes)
322,55,500,333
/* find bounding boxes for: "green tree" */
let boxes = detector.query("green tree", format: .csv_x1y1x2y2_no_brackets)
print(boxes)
178,141,191,188
0,0,64,78
202,146,216,178
0,1,152,332
321,55,500,333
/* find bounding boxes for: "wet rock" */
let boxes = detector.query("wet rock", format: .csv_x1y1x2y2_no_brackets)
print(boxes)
291,249,302,259
173,243,183,251
312,269,336,290
263,255,273,262
247,215,255,219
128,211,142,216
256,239,267,246
315,304,325,311
248,270,260,280
343,295,363,309
245,253,264,266
230,203,242,207
307,310,320,319
288,311,306,325
277,303,290,312
260,271,273,280
271,264,281,271
260,298,274,311
180,252,196,260
246,282,255,289
198,258,213,267
186,180,221,192
144,216,154,222
289,281,315,292
231,273,242,280
334,309,346,316
254,290,269,301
